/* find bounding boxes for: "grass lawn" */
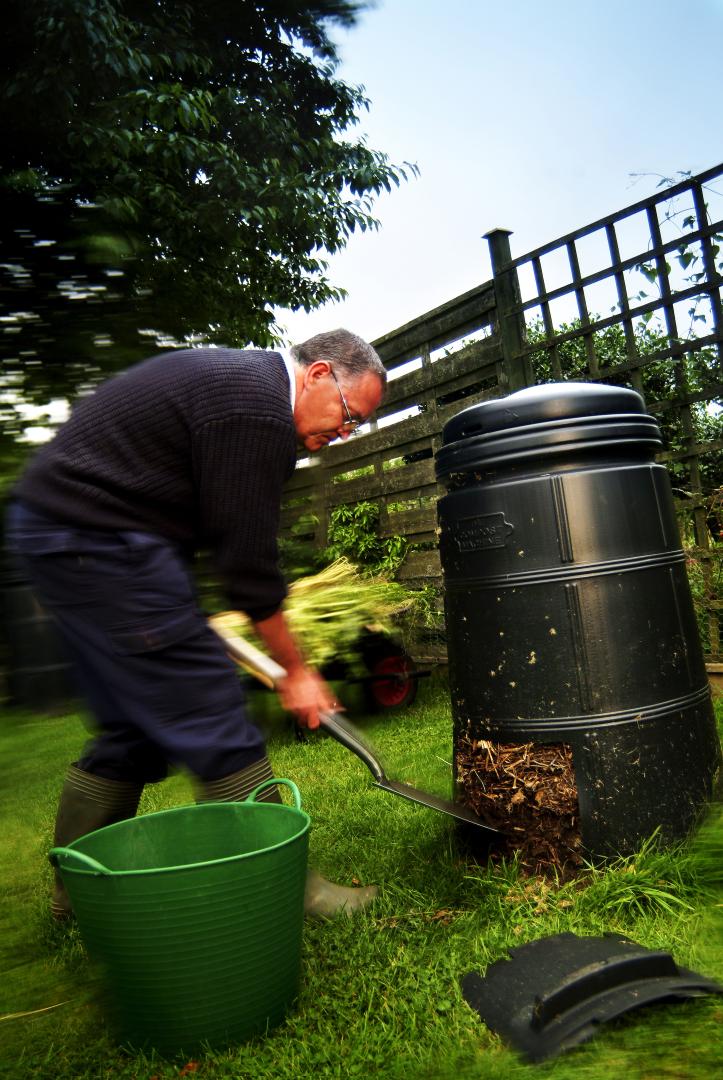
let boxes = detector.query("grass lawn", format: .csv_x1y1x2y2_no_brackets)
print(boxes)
1,676,721,1080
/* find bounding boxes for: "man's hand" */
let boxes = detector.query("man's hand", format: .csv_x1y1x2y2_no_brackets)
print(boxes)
276,666,338,730
252,607,338,729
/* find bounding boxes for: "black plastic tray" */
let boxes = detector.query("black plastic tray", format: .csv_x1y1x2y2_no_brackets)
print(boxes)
462,932,723,1062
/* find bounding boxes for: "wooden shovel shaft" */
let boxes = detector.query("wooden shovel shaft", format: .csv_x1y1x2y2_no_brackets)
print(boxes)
214,625,286,687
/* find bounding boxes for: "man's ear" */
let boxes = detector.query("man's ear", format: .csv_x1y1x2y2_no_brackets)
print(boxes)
304,360,331,386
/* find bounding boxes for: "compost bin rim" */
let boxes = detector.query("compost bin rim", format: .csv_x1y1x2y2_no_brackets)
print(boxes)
441,382,648,443
441,409,655,446
456,682,712,738
441,549,687,588
435,419,661,479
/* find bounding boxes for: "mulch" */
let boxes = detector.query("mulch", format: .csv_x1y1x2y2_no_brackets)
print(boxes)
456,734,583,879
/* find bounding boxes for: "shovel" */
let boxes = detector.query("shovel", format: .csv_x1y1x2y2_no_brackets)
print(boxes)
212,622,501,837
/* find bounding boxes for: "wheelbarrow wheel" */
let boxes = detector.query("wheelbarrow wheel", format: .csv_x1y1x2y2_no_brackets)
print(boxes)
363,652,418,711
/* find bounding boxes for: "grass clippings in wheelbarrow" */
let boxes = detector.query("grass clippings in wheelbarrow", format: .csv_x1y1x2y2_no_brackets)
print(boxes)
456,735,583,879
211,557,413,669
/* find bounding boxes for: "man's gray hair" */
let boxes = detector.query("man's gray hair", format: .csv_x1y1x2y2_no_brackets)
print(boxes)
291,329,387,388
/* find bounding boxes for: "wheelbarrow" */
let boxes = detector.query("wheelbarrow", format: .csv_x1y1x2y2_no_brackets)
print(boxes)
319,626,426,711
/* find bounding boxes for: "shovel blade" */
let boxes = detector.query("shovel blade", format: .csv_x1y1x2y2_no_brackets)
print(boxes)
375,779,501,837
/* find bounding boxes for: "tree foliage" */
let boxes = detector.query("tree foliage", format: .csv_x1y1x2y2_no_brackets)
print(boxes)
0,0,414,426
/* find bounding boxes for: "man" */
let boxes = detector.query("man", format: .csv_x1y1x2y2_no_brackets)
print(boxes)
6,328,386,918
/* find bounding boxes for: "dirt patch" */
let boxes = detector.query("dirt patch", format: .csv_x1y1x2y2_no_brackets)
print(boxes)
456,734,583,879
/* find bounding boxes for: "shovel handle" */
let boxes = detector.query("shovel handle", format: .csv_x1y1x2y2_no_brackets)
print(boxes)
211,624,286,687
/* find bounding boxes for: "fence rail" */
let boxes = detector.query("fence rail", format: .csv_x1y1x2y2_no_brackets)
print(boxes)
281,164,723,661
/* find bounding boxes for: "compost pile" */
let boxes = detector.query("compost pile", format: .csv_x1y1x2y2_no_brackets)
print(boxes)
456,735,583,879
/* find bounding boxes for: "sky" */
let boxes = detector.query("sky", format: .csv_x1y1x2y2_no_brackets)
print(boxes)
17,0,723,439
276,0,723,347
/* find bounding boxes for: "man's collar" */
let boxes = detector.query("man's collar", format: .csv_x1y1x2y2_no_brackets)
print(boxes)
277,348,296,412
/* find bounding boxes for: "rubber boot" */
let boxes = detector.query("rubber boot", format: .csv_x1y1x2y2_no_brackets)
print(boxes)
302,869,378,920
196,758,378,918
194,755,280,803
51,765,144,920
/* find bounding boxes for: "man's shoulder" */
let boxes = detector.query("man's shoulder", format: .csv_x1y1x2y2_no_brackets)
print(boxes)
132,347,285,393
163,349,291,426
142,346,282,373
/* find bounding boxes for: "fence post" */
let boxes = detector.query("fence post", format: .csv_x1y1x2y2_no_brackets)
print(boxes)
485,228,534,392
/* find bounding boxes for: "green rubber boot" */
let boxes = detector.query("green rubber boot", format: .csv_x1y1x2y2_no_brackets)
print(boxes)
51,765,144,919
197,758,378,918
303,869,378,919
194,755,280,803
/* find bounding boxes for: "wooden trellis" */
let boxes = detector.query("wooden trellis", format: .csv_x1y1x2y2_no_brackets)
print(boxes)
281,164,723,661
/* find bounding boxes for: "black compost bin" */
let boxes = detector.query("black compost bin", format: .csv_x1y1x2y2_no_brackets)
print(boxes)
435,382,721,858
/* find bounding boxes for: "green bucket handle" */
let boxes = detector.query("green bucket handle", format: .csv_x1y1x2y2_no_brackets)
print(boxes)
49,847,113,875
246,778,302,810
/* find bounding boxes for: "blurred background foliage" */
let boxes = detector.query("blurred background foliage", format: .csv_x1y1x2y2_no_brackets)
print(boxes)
0,0,414,495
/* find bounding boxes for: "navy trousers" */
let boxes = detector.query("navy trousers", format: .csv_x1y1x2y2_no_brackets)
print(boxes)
5,501,266,783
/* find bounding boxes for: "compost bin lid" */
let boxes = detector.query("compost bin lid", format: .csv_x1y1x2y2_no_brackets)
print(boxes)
435,382,661,478
442,382,648,442
461,932,723,1063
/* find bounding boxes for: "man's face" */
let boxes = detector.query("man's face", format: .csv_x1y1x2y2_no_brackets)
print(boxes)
294,362,384,452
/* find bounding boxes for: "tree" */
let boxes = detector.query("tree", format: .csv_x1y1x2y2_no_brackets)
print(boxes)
0,0,414,428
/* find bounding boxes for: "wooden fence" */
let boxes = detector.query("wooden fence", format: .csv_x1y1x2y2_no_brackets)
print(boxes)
281,164,723,662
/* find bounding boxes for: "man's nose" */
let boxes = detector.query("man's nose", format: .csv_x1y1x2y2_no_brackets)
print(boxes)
337,428,352,441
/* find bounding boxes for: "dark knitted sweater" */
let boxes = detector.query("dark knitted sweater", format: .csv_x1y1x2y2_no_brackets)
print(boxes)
15,348,297,620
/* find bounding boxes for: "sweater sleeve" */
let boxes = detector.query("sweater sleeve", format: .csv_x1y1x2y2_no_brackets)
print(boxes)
192,413,295,620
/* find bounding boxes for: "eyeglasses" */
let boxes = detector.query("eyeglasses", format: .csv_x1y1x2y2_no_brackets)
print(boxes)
329,367,363,432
